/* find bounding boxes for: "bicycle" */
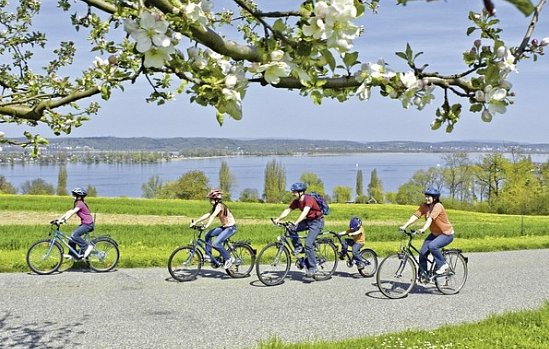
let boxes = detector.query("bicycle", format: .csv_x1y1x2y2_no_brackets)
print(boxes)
329,231,378,277
167,224,256,282
376,229,468,299
255,219,338,286
26,221,120,275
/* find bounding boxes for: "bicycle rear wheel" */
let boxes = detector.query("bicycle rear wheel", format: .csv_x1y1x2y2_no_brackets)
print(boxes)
376,253,417,299
436,251,468,295
255,242,290,286
314,240,338,281
358,248,378,278
168,245,202,281
26,239,63,275
227,243,256,278
88,237,120,272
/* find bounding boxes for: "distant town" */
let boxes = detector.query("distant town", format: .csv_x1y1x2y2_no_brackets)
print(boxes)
1,137,549,164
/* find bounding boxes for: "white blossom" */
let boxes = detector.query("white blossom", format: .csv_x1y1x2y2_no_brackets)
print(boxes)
144,46,175,68
255,62,291,84
356,83,371,101
93,56,109,68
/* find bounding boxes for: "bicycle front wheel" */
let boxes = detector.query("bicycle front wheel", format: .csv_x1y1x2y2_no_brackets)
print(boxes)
26,239,63,275
376,253,417,299
88,237,120,272
168,246,202,282
314,240,338,281
358,248,378,278
436,251,468,295
255,242,290,286
227,243,256,278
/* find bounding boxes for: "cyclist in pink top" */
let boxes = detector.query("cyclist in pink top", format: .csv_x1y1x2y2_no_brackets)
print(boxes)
55,188,95,259
400,187,454,281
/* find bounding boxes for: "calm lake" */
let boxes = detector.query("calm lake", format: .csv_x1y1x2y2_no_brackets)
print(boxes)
3,153,548,198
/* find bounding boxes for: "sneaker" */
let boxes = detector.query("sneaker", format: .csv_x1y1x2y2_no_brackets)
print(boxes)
435,263,449,275
304,269,316,278
338,252,346,260
419,272,430,284
224,257,235,269
63,254,73,261
294,246,303,254
83,244,94,258
204,256,212,263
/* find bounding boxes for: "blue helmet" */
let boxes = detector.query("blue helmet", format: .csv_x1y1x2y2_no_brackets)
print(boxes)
424,187,440,197
290,182,307,192
71,187,88,197
349,217,362,232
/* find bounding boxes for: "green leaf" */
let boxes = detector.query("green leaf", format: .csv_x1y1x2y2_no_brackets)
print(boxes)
272,19,286,32
466,27,476,36
343,51,359,69
216,111,224,126
503,0,535,16
395,52,407,61
321,50,336,72
470,103,483,112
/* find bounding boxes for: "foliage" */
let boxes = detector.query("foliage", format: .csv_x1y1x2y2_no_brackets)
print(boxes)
158,170,210,199
142,175,163,199
264,159,287,203
355,169,363,197
300,172,326,196
332,185,352,203
367,168,384,203
219,160,236,201
56,165,68,196
0,176,16,194
239,188,261,203
20,179,55,195
0,1,547,153
86,184,97,197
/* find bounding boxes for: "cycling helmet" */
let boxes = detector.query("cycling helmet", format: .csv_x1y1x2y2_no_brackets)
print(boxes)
349,217,362,232
206,189,223,200
71,187,87,197
424,187,441,197
290,182,307,192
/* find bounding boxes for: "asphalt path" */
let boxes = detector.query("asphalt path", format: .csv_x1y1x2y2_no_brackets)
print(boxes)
1,249,548,348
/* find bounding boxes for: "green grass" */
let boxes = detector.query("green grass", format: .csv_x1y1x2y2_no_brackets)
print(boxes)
252,302,549,349
1,194,549,272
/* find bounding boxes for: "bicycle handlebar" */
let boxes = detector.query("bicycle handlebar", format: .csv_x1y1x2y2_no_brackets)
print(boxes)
270,218,295,229
399,229,421,236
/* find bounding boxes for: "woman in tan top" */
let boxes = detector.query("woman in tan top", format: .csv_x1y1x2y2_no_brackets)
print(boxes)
400,187,454,280
191,189,237,269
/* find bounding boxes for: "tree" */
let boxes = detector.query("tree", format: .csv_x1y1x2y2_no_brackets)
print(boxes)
332,185,352,203
442,152,472,201
1,1,547,153
142,175,163,198
367,168,384,203
239,188,261,203
356,169,363,197
86,184,98,197
56,165,68,196
264,159,286,203
21,178,55,195
300,172,325,195
159,170,210,199
0,176,17,194
219,160,236,201
475,153,507,205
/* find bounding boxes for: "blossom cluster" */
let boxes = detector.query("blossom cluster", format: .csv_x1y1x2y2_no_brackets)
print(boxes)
302,0,361,51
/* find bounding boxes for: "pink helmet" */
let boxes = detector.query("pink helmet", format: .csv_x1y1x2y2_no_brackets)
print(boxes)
206,189,223,200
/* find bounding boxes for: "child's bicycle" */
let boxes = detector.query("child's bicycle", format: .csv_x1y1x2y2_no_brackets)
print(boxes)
328,231,378,277
26,221,120,275
376,229,468,299
255,219,338,286
167,224,256,282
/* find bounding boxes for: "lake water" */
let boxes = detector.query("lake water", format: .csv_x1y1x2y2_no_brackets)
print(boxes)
2,153,548,198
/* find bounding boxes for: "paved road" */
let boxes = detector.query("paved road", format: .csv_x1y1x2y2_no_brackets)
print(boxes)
1,249,548,348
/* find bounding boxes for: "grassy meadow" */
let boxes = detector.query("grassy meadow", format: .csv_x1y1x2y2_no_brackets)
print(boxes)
1,194,549,272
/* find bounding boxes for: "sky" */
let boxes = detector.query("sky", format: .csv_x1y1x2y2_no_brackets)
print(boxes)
3,0,549,144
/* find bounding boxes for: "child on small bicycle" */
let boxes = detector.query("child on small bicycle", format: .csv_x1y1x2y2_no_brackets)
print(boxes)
190,189,237,269
337,217,366,269
55,187,94,259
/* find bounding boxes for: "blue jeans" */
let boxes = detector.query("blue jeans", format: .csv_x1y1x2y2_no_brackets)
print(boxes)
70,223,94,252
419,233,454,273
341,239,364,264
289,218,324,271
205,225,237,261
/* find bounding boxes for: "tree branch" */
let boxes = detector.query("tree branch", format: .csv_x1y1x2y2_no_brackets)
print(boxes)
515,0,546,60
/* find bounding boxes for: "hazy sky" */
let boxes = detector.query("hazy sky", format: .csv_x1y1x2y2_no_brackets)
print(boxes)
3,1,549,143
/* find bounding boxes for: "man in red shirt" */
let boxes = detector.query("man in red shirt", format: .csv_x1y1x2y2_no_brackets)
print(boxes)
274,182,324,278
